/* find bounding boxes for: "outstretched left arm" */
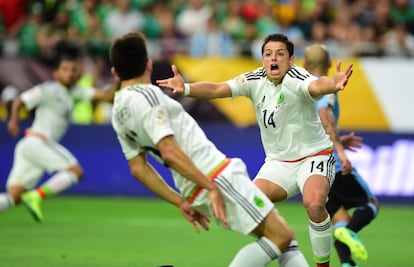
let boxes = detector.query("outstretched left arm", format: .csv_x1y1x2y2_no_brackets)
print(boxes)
309,60,353,98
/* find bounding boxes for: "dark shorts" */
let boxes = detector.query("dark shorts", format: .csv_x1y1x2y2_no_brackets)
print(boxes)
326,168,377,217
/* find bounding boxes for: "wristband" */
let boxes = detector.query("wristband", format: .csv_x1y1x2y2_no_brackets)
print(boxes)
183,83,190,96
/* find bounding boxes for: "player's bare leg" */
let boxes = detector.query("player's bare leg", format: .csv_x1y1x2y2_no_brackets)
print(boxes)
303,174,332,267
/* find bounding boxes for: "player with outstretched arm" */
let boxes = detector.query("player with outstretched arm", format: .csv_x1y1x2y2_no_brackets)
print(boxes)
304,43,379,267
110,32,309,267
157,33,354,267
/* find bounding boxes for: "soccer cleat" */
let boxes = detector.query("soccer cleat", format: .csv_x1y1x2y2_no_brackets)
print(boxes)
334,227,368,261
21,190,44,222
341,263,358,267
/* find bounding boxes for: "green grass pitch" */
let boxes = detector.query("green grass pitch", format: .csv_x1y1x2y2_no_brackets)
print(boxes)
0,196,412,267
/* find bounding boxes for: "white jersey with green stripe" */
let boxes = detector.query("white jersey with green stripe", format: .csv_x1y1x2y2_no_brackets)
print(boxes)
227,65,332,161
21,81,95,142
111,83,226,197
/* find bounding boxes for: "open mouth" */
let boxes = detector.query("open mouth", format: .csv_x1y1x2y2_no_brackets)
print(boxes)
270,64,279,71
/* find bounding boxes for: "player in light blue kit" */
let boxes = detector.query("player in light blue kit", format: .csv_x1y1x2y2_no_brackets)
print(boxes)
110,32,310,267
304,43,379,267
157,33,354,267
0,50,117,222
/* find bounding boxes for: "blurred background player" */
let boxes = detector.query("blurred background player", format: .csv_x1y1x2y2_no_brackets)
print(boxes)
0,44,117,222
110,32,309,267
304,43,380,267
157,33,354,267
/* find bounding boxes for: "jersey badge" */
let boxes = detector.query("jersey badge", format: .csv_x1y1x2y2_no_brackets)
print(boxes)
235,75,247,85
274,92,287,111
154,107,167,124
277,92,285,104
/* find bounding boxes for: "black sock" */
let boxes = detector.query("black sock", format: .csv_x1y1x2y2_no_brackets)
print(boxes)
334,239,356,266
347,205,376,233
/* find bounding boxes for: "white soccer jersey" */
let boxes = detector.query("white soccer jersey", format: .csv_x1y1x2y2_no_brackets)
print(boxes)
111,84,226,197
227,65,332,161
21,81,95,142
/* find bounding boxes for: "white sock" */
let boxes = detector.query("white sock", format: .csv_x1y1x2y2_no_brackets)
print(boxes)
309,216,332,261
0,193,15,212
41,171,78,196
229,236,281,267
279,240,310,267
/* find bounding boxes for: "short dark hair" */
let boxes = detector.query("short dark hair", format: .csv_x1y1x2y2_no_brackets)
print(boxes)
52,54,77,70
261,33,294,57
109,32,148,80
52,40,80,69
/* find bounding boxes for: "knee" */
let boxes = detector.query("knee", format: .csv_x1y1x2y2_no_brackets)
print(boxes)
304,200,327,221
304,197,325,212
279,233,293,252
267,227,293,252
68,165,84,181
253,212,293,251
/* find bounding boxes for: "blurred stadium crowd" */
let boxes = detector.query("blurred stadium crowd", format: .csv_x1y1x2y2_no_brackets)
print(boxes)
0,0,414,123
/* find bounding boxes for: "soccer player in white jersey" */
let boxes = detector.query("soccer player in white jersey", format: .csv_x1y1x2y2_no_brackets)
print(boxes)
110,32,310,267
0,54,117,222
157,33,353,267
304,43,380,267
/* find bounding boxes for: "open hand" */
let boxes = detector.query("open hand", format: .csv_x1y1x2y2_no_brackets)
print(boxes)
341,131,363,152
179,200,210,233
156,65,186,95
333,60,353,91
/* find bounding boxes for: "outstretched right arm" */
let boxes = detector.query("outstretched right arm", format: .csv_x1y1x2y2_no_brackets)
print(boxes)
156,65,232,99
